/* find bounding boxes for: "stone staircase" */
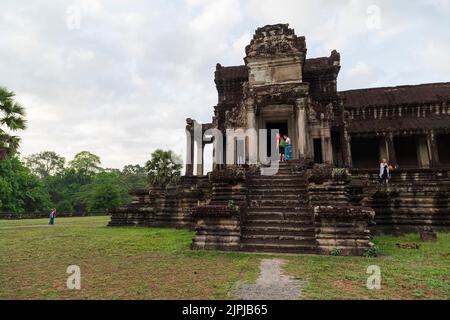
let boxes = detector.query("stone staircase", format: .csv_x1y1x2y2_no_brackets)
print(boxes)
241,162,317,254
351,169,450,234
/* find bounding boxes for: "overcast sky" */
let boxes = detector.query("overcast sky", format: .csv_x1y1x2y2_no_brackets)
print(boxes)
1,0,449,170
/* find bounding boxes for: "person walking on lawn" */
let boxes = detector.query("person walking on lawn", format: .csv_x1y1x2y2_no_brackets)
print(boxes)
49,208,56,225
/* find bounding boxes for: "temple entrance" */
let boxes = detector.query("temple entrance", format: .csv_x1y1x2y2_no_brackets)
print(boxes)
394,136,418,167
437,134,450,165
351,137,380,168
266,121,288,158
313,139,323,164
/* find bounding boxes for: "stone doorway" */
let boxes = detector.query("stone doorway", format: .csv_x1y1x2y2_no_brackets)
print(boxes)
266,121,288,158
351,137,381,169
437,134,450,165
394,136,419,168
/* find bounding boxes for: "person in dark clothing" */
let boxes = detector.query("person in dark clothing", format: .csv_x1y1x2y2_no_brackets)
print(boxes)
379,158,391,184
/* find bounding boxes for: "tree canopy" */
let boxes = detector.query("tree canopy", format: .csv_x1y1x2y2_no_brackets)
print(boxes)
0,87,27,159
0,157,52,213
68,151,102,179
24,151,66,178
145,149,182,188
1,147,182,215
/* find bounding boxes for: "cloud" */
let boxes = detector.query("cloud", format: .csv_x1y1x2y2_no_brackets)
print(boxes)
420,42,450,74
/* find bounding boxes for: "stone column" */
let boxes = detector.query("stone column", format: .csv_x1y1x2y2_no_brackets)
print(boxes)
341,126,352,168
386,132,397,165
321,127,333,164
226,129,236,166
428,130,440,167
196,142,204,176
246,103,258,164
185,122,194,176
379,138,388,161
296,98,308,159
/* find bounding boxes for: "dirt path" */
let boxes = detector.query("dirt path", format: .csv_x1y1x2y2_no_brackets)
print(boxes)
234,258,302,300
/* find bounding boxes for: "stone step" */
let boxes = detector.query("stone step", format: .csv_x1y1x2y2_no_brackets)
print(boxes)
250,177,307,182
249,186,308,192
381,181,450,185
371,201,450,207
310,194,348,199
248,194,307,200
245,212,313,221
249,183,307,188
372,208,450,214
210,195,247,201
240,243,317,254
242,226,315,236
241,235,316,246
251,175,306,181
249,199,310,207
244,219,315,228
309,185,347,191
371,198,449,204
373,190,450,195
247,206,312,213
309,190,347,195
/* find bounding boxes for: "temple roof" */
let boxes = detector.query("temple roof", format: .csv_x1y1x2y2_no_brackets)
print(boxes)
348,116,450,133
215,64,248,83
303,51,340,75
340,82,450,108
303,57,330,72
215,54,340,82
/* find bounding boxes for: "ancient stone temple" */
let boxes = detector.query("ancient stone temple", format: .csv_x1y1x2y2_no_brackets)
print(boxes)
109,24,450,255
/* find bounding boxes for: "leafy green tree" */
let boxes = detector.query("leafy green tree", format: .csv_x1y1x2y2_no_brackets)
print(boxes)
43,167,91,213
0,87,27,159
0,157,52,213
145,149,182,188
68,151,102,181
122,164,148,191
81,171,130,212
24,151,66,178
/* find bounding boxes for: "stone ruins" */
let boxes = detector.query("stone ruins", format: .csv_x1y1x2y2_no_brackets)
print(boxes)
109,24,450,255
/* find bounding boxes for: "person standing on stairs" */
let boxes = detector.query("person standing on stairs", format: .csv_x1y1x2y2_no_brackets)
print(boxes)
379,158,391,184
284,134,292,161
277,133,286,162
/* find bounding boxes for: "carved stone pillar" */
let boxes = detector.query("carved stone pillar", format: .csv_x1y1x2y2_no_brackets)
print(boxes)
196,142,204,176
386,132,397,165
341,126,352,168
428,130,440,167
246,103,258,164
319,126,332,164
296,98,308,158
185,120,194,176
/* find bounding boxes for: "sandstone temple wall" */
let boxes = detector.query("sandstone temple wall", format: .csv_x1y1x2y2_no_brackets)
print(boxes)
108,176,210,229
350,168,450,234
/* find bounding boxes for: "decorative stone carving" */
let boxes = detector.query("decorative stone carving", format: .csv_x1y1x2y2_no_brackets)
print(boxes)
245,24,306,58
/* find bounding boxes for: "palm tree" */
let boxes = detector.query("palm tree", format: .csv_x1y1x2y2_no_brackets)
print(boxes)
0,87,27,160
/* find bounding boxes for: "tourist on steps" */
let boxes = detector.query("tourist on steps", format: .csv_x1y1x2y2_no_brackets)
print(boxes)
284,134,292,161
379,159,391,184
49,208,56,225
278,134,286,162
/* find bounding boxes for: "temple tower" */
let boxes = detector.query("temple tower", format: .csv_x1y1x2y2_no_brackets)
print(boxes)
243,24,311,161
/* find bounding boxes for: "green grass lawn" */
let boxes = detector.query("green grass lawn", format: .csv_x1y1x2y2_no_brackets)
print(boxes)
0,216,448,300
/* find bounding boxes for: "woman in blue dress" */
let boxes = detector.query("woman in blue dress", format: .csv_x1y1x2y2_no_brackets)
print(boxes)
49,208,56,225
284,134,292,161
